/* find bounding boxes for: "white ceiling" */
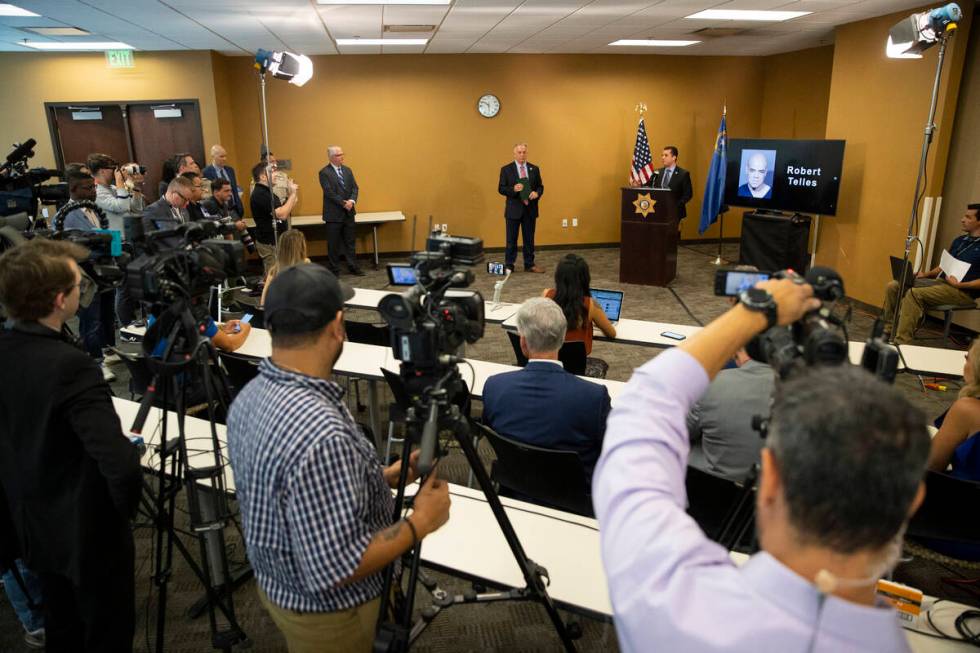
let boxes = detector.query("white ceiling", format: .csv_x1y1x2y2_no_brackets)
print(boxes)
0,0,932,56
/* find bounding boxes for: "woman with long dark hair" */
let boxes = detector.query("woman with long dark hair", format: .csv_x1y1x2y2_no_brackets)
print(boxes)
542,253,616,354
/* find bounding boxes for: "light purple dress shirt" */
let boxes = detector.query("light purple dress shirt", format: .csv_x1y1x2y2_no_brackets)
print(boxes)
593,348,910,653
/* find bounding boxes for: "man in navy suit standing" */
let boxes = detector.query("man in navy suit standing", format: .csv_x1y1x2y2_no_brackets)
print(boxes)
319,145,364,276
202,145,244,217
498,143,545,273
482,298,611,483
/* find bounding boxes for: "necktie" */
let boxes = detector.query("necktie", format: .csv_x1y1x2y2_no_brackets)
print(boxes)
172,207,182,223
337,167,345,188
662,169,672,189
218,167,227,181
520,164,527,178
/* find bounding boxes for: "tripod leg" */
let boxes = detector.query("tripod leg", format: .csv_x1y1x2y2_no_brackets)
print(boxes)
457,423,578,652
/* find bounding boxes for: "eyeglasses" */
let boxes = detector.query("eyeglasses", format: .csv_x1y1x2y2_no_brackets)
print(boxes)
65,277,93,296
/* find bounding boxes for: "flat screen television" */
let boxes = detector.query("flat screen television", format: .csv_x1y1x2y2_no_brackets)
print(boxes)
723,139,845,215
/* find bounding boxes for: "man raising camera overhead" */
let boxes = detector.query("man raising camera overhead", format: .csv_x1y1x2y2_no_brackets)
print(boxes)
593,276,930,652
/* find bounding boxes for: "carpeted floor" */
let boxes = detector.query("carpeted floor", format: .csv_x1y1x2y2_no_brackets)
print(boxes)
2,243,977,652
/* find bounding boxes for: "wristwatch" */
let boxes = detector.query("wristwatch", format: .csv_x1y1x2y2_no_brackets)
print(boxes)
738,286,778,329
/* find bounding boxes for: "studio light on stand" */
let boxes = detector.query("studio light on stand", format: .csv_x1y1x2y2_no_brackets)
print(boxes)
254,49,313,250
884,3,961,346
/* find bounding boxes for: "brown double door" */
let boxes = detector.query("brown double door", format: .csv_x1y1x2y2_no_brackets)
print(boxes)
47,101,205,200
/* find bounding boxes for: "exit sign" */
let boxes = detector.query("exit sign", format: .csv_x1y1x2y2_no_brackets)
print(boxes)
106,49,134,68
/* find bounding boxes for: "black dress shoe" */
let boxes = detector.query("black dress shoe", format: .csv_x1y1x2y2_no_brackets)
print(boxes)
349,267,366,276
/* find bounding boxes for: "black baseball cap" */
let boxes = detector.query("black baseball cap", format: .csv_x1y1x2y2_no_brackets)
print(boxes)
263,263,354,332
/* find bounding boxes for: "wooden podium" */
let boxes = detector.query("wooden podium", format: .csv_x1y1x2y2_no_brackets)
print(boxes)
619,187,679,286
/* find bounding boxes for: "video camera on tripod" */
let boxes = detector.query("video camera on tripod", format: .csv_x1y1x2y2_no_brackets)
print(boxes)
374,234,580,652
126,220,244,322
0,139,68,221
378,231,485,474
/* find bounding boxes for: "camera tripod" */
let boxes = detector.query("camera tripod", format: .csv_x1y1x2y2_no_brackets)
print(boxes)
131,303,251,652
373,369,580,653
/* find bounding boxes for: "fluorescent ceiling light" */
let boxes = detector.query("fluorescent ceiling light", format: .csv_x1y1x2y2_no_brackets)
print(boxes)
685,10,811,22
319,0,449,4
336,38,428,45
23,41,133,51
610,39,699,47
0,4,39,16
24,27,91,36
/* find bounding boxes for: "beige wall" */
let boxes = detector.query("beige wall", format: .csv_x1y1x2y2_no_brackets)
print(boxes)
760,46,834,139
217,52,837,254
818,3,974,306
0,51,222,171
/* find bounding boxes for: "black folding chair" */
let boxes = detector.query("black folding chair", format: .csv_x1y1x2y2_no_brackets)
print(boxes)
685,465,757,552
478,422,594,517
558,341,587,376
218,352,260,398
908,471,980,544
108,346,153,400
506,330,528,367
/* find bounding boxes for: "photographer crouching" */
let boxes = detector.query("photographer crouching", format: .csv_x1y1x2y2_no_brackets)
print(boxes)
594,277,931,652
0,239,142,651
227,264,450,653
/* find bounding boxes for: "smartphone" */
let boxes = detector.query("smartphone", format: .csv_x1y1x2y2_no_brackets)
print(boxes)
661,331,686,341
714,268,771,297
387,263,418,286
234,313,254,333
487,262,508,275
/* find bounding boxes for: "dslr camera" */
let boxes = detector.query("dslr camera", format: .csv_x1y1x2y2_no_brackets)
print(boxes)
120,163,147,176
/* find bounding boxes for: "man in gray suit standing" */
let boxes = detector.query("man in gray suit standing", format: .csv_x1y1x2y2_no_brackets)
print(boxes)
318,145,363,276
686,347,774,481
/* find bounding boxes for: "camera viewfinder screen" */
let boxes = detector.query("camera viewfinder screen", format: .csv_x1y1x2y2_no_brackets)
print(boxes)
388,264,418,286
726,271,770,295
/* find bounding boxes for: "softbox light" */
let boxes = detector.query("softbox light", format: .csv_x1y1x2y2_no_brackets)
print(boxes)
886,3,962,58
255,49,313,87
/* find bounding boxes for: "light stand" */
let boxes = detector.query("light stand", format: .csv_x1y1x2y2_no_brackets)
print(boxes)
887,6,959,345
254,49,313,253
255,69,279,252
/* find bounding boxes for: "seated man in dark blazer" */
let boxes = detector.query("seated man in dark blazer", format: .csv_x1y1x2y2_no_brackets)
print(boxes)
141,175,193,236
482,297,611,483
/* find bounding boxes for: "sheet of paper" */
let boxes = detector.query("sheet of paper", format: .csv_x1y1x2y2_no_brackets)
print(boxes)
940,249,971,281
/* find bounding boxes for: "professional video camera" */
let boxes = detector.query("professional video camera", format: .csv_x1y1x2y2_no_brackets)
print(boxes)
377,231,484,466
0,201,129,292
126,220,244,314
748,266,898,383
0,139,68,220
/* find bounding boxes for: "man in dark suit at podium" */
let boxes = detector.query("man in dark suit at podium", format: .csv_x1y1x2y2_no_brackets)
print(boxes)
654,145,693,220
482,298,610,483
318,145,364,276
498,143,545,273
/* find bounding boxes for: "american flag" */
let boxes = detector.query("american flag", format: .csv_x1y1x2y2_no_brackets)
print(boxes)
630,117,654,186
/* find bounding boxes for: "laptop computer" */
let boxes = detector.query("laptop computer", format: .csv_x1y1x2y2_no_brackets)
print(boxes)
589,288,624,325
889,256,915,283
